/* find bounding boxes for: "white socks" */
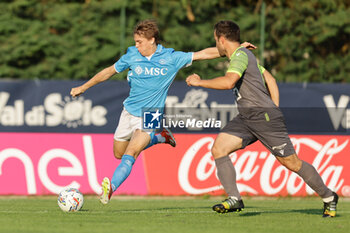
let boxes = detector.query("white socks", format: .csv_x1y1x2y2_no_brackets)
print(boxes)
322,195,334,203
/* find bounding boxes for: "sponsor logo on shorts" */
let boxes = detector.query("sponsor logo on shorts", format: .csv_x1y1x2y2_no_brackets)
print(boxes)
272,143,287,156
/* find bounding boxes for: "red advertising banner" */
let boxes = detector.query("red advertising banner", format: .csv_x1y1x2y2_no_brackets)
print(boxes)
1,133,349,197
143,134,350,197
0,133,148,195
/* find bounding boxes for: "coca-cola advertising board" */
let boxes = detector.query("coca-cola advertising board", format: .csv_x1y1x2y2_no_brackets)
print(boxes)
143,134,350,197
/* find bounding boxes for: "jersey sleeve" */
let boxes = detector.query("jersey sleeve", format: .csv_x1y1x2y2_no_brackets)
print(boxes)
227,50,248,77
114,48,132,73
258,64,266,75
172,51,194,70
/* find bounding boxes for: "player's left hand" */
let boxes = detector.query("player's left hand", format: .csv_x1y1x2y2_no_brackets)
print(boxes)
186,73,202,87
241,41,257,50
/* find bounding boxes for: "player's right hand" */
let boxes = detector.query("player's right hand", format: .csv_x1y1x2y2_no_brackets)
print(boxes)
186,73,201,87
241,41,257,50
70,86,84,97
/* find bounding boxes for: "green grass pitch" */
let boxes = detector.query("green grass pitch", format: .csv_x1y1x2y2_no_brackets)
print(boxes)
0,196,349,233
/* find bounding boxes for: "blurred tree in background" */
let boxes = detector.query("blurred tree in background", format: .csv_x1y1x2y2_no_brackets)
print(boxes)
0,0,349,82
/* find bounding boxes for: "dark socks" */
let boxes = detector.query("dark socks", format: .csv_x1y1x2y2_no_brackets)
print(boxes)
215,156,241,200
296,161,333,198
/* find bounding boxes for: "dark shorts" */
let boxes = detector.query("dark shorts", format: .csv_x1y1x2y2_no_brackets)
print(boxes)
221,114,296,157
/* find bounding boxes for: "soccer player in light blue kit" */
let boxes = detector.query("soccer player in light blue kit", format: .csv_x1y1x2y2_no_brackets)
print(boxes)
70,19,255,204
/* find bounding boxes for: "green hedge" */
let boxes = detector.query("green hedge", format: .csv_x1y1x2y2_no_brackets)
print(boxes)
0,0,349,82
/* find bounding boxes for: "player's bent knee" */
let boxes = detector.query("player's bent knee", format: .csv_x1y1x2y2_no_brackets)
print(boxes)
113,152,123,160
211,143,241,159
211,147,219,158
113,140,129,159
277,154,302,172
211,145,228,159
113,145,126,159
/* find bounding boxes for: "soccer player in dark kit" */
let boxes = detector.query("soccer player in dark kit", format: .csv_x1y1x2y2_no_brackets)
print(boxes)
186,20,338,217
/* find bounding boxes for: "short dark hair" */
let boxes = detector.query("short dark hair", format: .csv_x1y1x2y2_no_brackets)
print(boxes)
214,20,240,42
134,19,160,44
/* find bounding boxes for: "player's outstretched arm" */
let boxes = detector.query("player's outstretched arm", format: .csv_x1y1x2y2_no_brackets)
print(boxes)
70,65,116,97
193,47,221,61
192,42,257,61
186,72,240,90
263,69,279,107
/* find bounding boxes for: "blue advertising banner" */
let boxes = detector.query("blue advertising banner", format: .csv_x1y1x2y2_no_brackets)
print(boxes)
0,80,349,134
0,80,128,133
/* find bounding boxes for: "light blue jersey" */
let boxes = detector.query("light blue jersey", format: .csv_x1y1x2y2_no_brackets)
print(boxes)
114,44,193,117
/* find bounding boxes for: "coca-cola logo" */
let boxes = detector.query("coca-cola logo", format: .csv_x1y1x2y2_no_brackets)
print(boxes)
178,136,349,196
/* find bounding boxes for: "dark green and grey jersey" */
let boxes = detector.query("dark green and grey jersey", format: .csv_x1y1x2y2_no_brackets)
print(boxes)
227,46,282,119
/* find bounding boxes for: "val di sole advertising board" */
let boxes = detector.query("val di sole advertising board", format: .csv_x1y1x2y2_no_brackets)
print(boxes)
0,80,350,196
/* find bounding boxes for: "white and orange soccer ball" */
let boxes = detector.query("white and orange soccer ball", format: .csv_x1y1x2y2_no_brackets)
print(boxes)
57,188,84,212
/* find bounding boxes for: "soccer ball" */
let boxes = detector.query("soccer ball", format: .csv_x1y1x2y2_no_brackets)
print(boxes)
57,188,84,212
